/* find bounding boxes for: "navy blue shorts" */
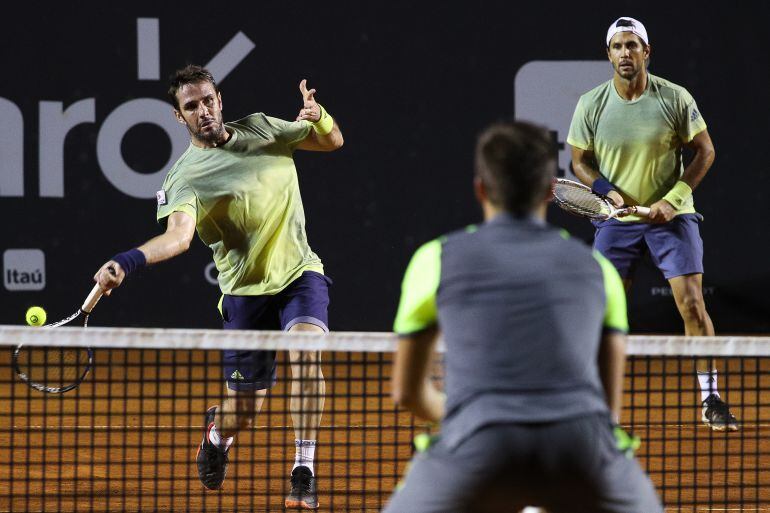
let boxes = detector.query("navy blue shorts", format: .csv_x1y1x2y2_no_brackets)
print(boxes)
220,271,332,391
593,214,704,280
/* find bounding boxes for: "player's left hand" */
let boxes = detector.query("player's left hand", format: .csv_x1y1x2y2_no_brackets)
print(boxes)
296,79,321,123
648,199,677,223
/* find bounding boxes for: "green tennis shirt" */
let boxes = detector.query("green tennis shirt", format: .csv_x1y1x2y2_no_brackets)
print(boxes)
567,73,707,221
394,227,627,335
156,113,323,296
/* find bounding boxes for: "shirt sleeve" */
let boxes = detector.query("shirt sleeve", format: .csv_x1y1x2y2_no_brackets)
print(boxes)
676,89,708,143
264,115,312,151
393,239,442,335
566,95,594,151
593,251,629,333
156,175,197,227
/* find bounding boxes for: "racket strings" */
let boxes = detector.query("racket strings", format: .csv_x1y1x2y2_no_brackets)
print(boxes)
553,185,611,218
16,313,94,393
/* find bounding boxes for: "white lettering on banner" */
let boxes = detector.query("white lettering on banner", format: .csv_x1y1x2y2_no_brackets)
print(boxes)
514,61,610,178
0,18,255,199
3,249,46,291
39,99,96,197
205,32,257,89
97,99,188,199
204,262,218,286
651,286,716,297
137,18,160,80
0,99,23,197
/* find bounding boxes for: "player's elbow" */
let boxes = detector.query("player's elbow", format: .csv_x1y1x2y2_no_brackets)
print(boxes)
325,133,344,151
173,230,194,254
178,237,192,253
695,140,715,167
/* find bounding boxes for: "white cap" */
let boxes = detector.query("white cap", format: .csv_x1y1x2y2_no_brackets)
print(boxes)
606,17,649,46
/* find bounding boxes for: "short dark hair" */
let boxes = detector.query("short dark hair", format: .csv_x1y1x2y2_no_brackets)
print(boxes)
168,64,218,110
474,121,556,216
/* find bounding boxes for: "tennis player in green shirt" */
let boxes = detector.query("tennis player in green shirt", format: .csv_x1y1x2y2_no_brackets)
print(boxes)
94,64,343,509
567,17,737,431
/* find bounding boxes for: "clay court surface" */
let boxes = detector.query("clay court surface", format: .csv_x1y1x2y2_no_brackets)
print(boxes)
1,349,768,512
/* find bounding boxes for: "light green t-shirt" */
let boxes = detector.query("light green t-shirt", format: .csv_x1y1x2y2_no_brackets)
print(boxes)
567,73,707,221
156,113,323,296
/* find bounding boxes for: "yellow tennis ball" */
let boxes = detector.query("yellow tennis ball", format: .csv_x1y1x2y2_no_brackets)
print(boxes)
413,433,433,453
25,306,47,327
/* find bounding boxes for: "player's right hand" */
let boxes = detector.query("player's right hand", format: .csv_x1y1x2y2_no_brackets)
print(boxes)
94,261,124,295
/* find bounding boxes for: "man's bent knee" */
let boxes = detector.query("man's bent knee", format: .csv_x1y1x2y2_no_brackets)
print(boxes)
680,296,708,326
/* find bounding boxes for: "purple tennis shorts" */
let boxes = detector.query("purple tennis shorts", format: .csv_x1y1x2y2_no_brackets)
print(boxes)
220,271,332,391
593,214,704,280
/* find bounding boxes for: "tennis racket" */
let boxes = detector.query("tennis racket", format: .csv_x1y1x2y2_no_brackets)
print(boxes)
552,178,650,220
13,277,109,394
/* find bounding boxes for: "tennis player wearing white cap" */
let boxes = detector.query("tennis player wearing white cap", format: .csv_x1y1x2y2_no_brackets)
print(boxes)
567,17,738,432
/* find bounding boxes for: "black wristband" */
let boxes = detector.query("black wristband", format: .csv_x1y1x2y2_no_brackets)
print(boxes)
592,177,615,197
111,248,146,276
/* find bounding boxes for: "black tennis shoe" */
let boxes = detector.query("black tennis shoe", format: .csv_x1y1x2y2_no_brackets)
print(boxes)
285,466,318,509
196,405,230,490
702,394,739,432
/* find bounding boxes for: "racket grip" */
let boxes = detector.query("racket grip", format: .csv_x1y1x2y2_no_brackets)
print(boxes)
634,206,651,217
81,284,105,314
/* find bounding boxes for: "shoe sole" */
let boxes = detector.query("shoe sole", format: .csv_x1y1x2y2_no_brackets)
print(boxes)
705,423,739,432
285,499,319,509
702,414,739,432
197,407,227,491
196,442,226,490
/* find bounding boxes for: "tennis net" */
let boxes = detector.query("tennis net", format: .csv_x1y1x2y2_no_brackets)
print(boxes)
0,326,768,512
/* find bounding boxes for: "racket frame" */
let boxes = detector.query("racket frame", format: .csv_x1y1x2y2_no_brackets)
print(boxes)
553,178,650,220
12,344,94,394
13,283,104,393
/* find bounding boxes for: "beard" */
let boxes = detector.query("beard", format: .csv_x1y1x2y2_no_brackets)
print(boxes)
614,60,641,80
189,116,226,145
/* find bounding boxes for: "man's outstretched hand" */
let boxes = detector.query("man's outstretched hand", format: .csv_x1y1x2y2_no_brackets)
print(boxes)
296,79,321,123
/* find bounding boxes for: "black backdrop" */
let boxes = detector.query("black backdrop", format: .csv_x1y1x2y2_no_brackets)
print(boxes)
2,2,768,333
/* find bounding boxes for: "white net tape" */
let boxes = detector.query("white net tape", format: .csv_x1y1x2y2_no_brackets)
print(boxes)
1,325,768,356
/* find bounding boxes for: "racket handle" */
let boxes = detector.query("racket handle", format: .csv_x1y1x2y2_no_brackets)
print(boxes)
81,284,105,314
634,206,651,217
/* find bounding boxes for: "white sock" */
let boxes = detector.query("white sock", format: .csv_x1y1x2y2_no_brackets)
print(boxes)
292,440,316,475
697,370,720,402
208,424,234,451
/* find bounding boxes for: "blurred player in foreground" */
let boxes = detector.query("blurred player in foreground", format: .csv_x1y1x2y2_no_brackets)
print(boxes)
94,64,343,509
567,16,737,431
384,121,662,512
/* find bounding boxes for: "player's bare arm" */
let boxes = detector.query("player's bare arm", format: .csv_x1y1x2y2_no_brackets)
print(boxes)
571,145,624,207
294,79,344,151
680,129,715,191
94,211,195,293
651,129,715,223
391,326,445,424
598,330,627,423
